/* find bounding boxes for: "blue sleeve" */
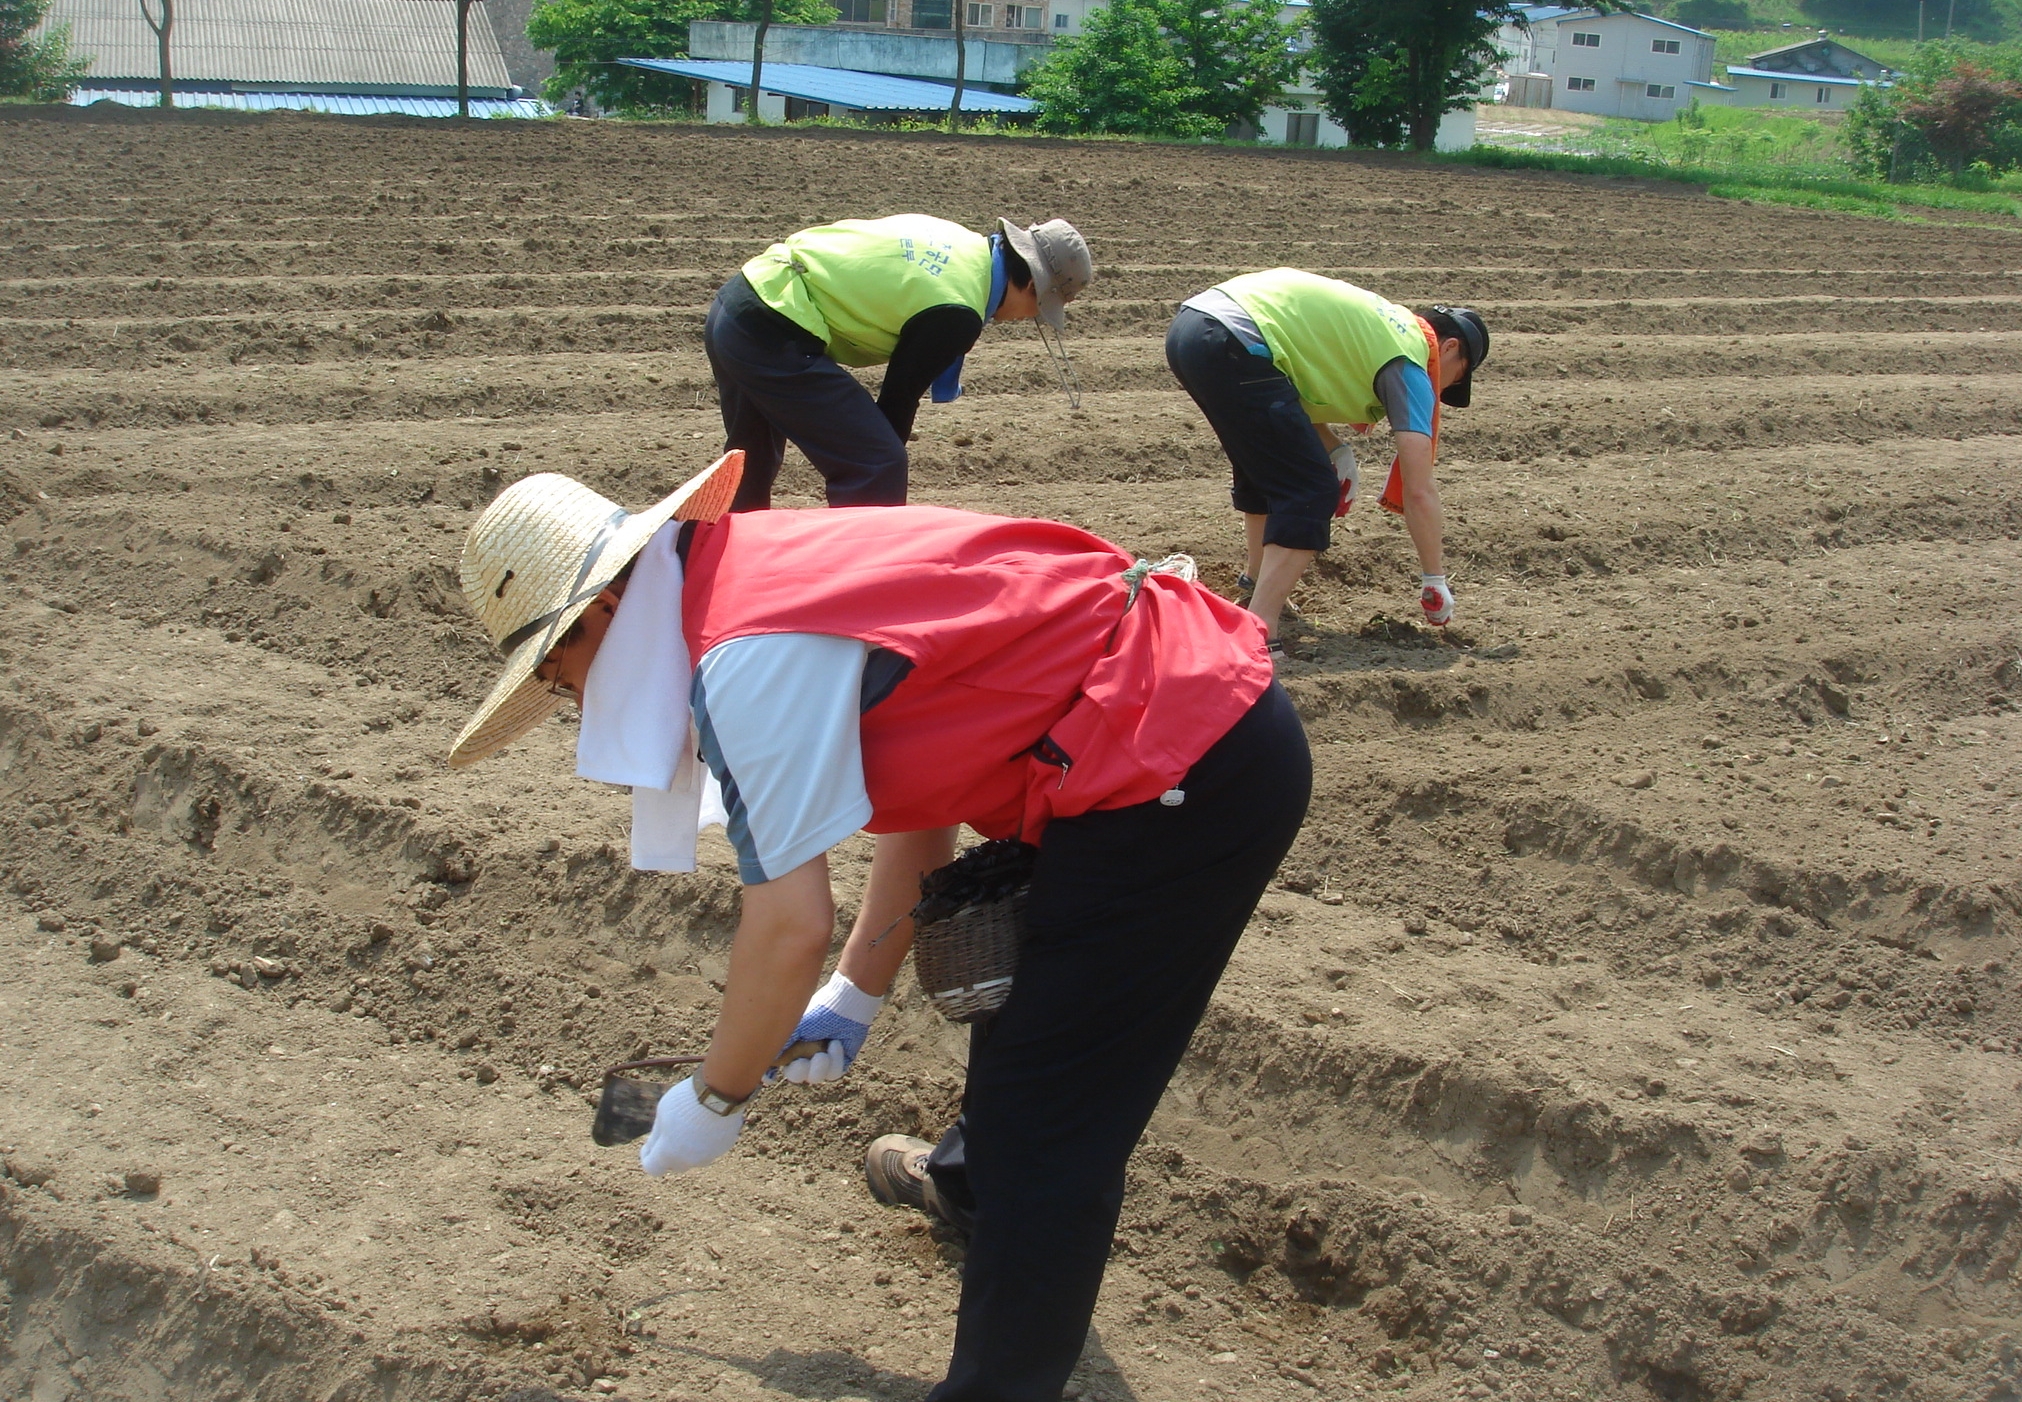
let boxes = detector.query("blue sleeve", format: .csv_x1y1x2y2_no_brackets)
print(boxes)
1374,357,1437,436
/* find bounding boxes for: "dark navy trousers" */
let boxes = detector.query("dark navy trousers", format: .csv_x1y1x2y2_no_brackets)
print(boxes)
924,682,1312,1402
703,277,910,513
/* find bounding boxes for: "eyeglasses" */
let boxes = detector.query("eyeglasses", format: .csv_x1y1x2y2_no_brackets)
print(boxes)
535,619,587,702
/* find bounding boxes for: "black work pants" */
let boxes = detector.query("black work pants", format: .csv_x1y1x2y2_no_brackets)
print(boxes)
703,275,910,512
1164,306,1337,553
923,682,1312,1402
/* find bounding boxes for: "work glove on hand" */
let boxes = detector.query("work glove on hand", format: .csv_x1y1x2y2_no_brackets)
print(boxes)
1331,442,1360,518
640,1077,745,1177
1420,574,1454,627
773,971,883,1085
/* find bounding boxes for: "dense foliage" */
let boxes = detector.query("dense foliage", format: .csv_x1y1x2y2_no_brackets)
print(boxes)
1023,0,1303,139
1845,38,2022,177
0,0,89,100
1797,0,2007,41
527,0,833,112
1307,0,1622,150
1671,0,1755,28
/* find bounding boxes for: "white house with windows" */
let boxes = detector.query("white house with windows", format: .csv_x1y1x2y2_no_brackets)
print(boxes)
1715,36,1888,110
1496,7,1721,120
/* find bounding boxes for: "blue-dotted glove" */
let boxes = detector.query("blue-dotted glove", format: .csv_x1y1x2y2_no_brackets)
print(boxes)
774,971,883,1085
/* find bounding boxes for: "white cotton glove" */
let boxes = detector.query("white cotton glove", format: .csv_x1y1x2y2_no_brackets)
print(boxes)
773,971,884,1085
1420,574,1454,627
639,1077,745,1177
1331,442,1360,517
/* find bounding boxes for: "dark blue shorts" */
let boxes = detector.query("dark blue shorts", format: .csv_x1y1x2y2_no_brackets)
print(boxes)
1165,305,1336,553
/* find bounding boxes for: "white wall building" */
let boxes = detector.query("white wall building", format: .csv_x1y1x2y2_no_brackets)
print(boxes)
1714,36,1889,110
1495,6,1721,120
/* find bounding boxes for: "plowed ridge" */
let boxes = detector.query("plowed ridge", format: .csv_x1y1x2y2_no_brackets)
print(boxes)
2,108,2019,1402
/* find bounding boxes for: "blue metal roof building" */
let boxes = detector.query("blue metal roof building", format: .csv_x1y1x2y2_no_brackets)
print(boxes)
617,57,1038,121
38,0,548,117
73,89,548,118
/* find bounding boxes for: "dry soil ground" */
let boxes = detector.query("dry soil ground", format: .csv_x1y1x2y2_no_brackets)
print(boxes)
1,105,2020,1402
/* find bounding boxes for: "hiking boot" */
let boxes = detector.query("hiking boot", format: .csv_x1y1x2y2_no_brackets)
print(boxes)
864,1134,934,1213
864,1134,974,1235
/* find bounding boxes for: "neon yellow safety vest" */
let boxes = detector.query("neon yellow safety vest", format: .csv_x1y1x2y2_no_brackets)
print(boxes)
741,215,994,368
1217,269,1429,425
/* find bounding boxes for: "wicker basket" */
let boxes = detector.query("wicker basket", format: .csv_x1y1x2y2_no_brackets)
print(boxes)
910,839,1036,1023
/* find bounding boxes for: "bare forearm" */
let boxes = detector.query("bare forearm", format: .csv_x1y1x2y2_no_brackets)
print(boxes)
1395,433,1444,575
838,827,958,996
703,858,835,1099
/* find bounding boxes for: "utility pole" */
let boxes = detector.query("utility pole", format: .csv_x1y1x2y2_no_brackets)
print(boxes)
456,0,475,117
947,0,966,130
138,0,173,108
747,0,774,124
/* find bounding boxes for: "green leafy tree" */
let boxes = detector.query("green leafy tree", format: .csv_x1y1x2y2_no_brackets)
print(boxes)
1845,39,2022,178
1669,0,1753,30
1798,0,2004,41
527,0,833,114
1309,0,1621,151
1024,0,1303,139
1,0,90,100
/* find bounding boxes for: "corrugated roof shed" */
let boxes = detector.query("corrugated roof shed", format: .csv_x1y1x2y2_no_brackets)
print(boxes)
618,58,1038,113
35,0,514,97
73,87,547,116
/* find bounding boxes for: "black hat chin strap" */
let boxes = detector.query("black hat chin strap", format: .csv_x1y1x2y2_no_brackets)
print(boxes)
497,506,629,659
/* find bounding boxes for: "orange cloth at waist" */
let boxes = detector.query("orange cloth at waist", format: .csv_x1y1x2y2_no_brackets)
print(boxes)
1345,314,1442,516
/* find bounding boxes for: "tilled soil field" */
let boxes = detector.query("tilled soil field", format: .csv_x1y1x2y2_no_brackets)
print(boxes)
2,105,2020,1402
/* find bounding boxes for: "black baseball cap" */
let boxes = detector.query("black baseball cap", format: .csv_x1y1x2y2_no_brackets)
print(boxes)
1423,305,1489,408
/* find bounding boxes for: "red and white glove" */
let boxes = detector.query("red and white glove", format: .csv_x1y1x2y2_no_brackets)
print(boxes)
1331,443,1360,517
1420,574,1453,627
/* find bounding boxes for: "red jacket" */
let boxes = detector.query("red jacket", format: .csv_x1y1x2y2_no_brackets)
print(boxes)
683,506,1272,842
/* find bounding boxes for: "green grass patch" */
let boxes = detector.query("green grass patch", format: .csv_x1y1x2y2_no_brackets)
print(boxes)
1706,182,1898,216
1437,143,2022,220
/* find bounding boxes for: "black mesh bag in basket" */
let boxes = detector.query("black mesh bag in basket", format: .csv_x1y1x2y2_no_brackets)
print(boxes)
910,838,1038,1023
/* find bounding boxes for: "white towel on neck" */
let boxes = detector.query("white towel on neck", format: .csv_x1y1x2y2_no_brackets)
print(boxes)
573,521,725,872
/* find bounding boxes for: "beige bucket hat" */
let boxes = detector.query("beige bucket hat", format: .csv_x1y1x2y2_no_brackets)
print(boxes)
447,451,744,768
997,218,1093,332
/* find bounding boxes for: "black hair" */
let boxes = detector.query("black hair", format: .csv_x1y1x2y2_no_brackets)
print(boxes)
1421,308,1465,355
1419,306,1488,368
1001,240,1033,291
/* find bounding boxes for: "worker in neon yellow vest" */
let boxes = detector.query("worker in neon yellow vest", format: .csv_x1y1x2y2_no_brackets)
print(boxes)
1166,269,1489,653
706,213,1093,512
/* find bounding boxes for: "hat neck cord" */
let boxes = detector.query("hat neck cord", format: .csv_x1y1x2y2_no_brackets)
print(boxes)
1036,318,1081,410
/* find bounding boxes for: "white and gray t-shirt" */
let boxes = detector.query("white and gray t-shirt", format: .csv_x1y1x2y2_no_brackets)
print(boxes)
689,634,915,884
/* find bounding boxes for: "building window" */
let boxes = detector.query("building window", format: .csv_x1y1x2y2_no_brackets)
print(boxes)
1285,112,1318,146
912,0,952,27
966,1,991,23
1053,9,1066,24
1646,83,1675,98
1651,38,1680,54
1816,86,1831,103
835,0,887,19
1770,81,1786,99
1565,76,1596,91
1001,4,1040,25
1570,31,1599,47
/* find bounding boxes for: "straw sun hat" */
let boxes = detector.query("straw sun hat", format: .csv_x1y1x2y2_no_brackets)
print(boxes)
447,451,744,768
